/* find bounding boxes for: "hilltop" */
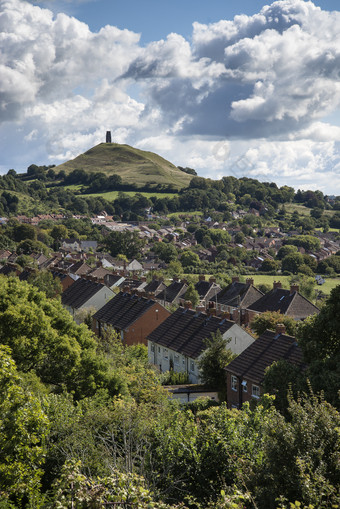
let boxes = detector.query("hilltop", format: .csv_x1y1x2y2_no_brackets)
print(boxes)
54,143,192,190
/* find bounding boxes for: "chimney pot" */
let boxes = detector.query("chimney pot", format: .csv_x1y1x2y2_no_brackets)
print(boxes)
199,274,205,281
273,280,282,289
246,278,254,286
290,284,299,294
209,277,216,283
184,300,192,309
232,276,239,283
276,323,286,335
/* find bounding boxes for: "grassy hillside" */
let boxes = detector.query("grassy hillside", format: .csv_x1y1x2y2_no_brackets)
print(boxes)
54,143,192,190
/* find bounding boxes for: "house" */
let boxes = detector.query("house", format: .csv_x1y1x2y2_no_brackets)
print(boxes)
92,290,170,346
156,278,188,306
246,282,319,325
80,240,98,252
225,324,305,408
61,238,81,252
147,305,255,384
50,270,77,292
61,278,114,320
142,277,166,297
211,277,263,324
179,275,221,308
103,273,126,289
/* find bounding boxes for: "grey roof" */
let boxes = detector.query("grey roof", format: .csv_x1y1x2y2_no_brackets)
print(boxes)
93,292,156,330
225,329,305,384
157,281,188,303
61,278,105,309
147,307,236,359
215,281,263,308
247,288,319,319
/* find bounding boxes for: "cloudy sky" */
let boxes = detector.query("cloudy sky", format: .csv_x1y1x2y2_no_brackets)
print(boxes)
1,0,340,194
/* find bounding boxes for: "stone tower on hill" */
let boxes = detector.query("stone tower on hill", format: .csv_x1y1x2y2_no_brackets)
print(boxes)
106,131,112,143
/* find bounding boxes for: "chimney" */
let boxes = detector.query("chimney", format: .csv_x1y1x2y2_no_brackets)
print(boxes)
232,276,239,283
246,278,254,286
209,277,216,283
122,285,130,293
199,274,205,281
220,311,231,320
196,305,206,314
141,276,147,282
173,276,179,282
208,307,216,316
273,280,282,289
276,323,286,335
290,284,299,294
147,291,155,300
184,300,192,309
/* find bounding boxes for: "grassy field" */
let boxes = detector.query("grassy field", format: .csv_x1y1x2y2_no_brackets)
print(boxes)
84,190,178,200
250,274,339,295
168,211,203,218
285,203,336,217
54,142,192,190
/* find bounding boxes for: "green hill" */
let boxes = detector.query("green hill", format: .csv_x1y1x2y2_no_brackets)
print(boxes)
54,143,192,190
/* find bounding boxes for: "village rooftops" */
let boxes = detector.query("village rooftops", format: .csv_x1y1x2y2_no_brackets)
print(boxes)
147,307,237,360
225,328,305,385
247,284,319,320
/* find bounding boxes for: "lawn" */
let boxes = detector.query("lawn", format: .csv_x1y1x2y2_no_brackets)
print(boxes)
250,274,339,295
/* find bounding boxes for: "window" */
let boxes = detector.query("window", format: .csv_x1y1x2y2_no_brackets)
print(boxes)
242,380,247,393
252,384,260,398
163,348,168,360
190,360,195,372
158,346,161,353
150,343,155,352
231,375,238,391
174,354,180,365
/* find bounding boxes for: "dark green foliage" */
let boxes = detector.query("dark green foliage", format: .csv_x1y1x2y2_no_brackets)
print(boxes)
198,330,236,397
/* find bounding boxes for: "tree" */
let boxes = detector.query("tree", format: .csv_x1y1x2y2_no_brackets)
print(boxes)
184,283,200,307
50,224,68,241
0,345,49,506
251,311,298,337
180,250,200,269
254,391,340,508
281,252,304,274
198,330,236,398
298,285,340,408
0,276,125,399
103,231,145,259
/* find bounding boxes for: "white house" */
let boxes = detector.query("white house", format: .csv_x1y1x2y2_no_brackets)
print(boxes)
147,306,255,384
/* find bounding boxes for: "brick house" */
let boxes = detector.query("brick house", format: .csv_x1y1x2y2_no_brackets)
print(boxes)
226,324,305,408
147,305,255,383
92,290,170,346
156,278,188,307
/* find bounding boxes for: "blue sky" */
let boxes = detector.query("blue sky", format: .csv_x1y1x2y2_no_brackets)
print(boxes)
1,0,340,193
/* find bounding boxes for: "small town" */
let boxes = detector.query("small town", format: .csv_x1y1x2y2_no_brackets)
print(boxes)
1,0,340,508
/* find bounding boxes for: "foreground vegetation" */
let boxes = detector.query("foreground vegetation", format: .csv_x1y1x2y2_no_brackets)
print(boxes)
0,276,340,509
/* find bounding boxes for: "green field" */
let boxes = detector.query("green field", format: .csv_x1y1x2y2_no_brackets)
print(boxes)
168,211,203,218
84,190,178,200
250,274,339,295
285,203,336,217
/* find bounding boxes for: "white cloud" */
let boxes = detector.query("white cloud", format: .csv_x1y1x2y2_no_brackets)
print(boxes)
0,0,339,193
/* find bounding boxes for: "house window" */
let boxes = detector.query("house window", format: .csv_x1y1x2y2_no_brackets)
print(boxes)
174,354,180,365
231,375,238,391
163,348,168,360
190,360,195,372
252,384,260,398
151,343,155,353
242,380,247,393
158,346,161,353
